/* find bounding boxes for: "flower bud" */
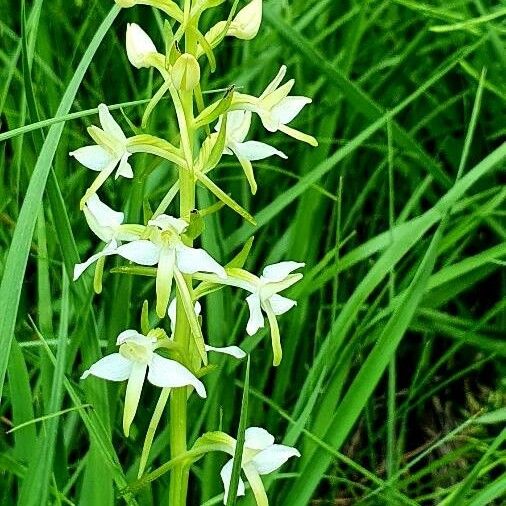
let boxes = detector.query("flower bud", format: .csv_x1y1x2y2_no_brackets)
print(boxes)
171,53,201,91
115,0,136,7
126,23,157,69
228,0,262,40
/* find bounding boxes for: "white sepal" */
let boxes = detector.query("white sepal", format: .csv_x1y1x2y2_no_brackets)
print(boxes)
147,354,206,398
245,294,265,335
262,261,305,282
70,145,113,171
220,459,246,504
115,240,161,266
251,444,301,475
232,140,287,161
73,239,118,281
245,427,275,450
80,353,133,381
205,345,246,359
176,244,227,278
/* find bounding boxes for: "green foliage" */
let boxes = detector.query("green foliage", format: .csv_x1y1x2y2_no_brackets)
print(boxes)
0,0,504,504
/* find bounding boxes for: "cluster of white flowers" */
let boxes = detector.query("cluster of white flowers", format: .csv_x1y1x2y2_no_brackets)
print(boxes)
73,0,316,503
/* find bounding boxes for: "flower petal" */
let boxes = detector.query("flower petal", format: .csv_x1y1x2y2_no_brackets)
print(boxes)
176,244,226,278
147,354,206,398
233,140,287,161
220,459,245,505
261,261,305,282
148,214,188,234
271,96,312,125
81,353,133,381
123,362,147,436
116,329,150,345
70,145,114,171
98,103,126,142
251,444,300,475
268,294,296,316
245,294,264,336
245,427,275,450
260,65,287,99
205,345,246,359
115,240,160,266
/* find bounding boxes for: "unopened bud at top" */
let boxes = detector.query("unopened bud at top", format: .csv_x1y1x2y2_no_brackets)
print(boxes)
126,23,158,69
228,0,262,40
171,53,201,91
115,0,136,7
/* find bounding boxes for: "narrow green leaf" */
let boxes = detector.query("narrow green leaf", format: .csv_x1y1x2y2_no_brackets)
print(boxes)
0,4,121,406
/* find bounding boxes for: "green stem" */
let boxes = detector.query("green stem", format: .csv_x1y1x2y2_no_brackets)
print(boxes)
169,4,197,504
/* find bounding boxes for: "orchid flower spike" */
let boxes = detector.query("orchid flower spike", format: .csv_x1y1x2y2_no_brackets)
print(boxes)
216,110,287,194
126,23,158,69
168,299,246,359
115,214,226,317
225,261,304,365
233,65,318,147
81,329,206,436
70,104,133,208
73,194,142,282
220,427,300,504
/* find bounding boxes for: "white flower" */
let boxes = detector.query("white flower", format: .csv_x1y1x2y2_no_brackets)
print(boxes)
227,0,263,40
204,0,262,48
73,194,141,281
126,23,158,69
224,261,304,365
81,329,206,436
234,66,317,146
167,299,246,359
115,214,226,317
70,104,133,207
219,427,300,504
216,110,287,194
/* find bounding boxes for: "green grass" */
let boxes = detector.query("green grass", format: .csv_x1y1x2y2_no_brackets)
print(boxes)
0,0,505,505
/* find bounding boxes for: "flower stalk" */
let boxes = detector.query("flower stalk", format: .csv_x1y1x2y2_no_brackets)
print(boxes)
170,5,197,503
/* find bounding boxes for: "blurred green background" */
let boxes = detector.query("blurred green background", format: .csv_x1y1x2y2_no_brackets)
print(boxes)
0,0,505,504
